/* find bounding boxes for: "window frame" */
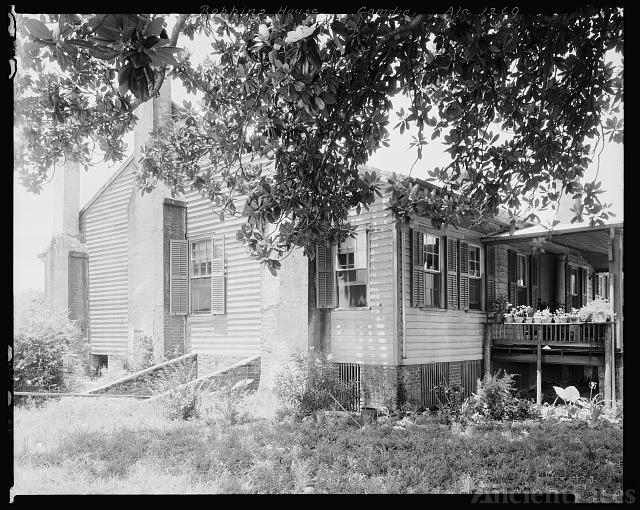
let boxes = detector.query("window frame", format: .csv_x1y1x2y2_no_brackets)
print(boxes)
422,232,442,308
468,243,483,310
188,236,214,315
334,230,369,310
516,253,528,288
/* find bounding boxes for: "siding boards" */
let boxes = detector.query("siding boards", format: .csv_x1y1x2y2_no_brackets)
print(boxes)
81,162,136,355
401,221,485,363
185,190,261,355
330,198,397,365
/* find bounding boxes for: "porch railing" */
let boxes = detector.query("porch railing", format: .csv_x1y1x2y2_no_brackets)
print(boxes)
489,321,615,347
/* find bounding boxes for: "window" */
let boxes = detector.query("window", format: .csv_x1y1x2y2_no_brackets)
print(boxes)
468,245,482,310
423,234,441,307
335,232,367,308
570,268,578,296
593,272,609,300
517,254,528,287
190,239,212,313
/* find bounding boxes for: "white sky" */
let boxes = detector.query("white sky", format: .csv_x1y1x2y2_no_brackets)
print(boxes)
13,16,624,293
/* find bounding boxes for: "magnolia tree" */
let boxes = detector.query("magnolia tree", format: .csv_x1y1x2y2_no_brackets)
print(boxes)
14,10,623,272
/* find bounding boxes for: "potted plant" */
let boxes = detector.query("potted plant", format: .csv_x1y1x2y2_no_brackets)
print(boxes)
579,298,614,323
554,308,569,323
524,306,535,323
512,305,528,323
504,303,515,323
492,295,510,323
534,307,552,324
569,308,580,323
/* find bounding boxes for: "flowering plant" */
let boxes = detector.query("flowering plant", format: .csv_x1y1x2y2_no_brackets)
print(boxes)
492,295,510,314
512,305,533,318
534,307,551,319
578,298,614,322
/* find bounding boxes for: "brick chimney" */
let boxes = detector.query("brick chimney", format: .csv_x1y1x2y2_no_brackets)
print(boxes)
39,157,89,358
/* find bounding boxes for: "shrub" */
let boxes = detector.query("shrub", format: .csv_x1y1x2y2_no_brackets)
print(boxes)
13,294,84,392
464,370,538,421
202,378,255,425
273,349,357,419
150,360,201,421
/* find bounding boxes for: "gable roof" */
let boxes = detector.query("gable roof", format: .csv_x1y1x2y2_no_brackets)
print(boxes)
79,154,135,216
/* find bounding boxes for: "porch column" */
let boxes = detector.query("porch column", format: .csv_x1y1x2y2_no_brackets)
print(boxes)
603,325,615,410
536,335,542,405
609,228,623,351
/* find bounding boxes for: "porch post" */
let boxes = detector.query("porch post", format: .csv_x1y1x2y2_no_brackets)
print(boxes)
604,325,613,409
536,334,542,405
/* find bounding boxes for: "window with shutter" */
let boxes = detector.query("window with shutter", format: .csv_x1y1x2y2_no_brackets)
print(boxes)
189,238,212,314
336,228,368,308
170,239,188,315
316,243,336,308
446,237,459,309
211,236,226,314
410,228,425,307
459,241,470,310
580,267,588,308
423,233,441,307
485,245,496,311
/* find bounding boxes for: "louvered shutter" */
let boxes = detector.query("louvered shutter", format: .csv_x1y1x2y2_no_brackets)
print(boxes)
446,237,459,309
459,241,470,310
410,228,424,307
507,249,517,306
355,227,368,270
580,267,588,308
486,245,497,311
170,239,188,315
529,253,539,308
211,236,226,314
316,244,336,308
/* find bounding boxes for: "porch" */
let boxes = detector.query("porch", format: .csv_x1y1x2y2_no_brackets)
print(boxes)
481,221,623,409
484,321,619,406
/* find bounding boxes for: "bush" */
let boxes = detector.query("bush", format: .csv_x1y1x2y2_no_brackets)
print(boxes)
202,378,255,425
150,360,201,421
464,370,538,421
13,294,84,392
273,349,357,419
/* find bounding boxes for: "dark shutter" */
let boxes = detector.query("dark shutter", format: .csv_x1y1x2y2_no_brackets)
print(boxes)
507,249,517,306
316,244,335,308
529,253,539,309
170,239,188,315
486,245,497,311
446,237,459,309
410,228,425,307
459,241,470,311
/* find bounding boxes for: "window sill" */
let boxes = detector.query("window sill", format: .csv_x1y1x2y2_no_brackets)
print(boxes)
334,306,372,311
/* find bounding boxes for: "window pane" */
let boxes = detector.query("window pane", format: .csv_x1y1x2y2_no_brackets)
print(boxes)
470,278,481,309
337,270,367,307
424,272,440,307
191,277,211,313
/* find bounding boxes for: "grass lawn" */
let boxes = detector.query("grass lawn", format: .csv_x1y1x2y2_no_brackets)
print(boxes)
11,397,623,498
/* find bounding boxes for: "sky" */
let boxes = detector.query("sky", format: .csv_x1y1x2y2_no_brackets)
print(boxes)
12,16,624,294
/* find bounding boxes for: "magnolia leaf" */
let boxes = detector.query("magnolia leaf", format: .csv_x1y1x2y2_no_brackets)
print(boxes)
23,18,54,41
144,17,165,37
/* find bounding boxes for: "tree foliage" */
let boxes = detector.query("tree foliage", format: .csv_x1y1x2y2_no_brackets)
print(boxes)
14,10,623,268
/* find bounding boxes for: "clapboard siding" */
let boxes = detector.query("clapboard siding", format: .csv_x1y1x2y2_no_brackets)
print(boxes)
330,196,397,365
401,221,485,363
80,162,136,356
185,190,262,355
